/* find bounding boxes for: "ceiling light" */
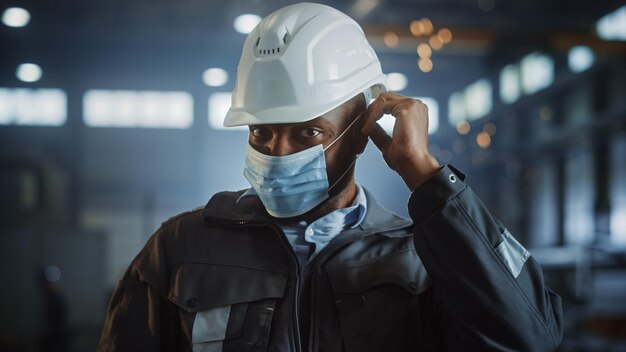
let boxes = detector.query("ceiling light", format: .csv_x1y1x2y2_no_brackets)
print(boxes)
16,63,42,82
2,7,30,28
351,0,380,18
476,131,491,148
383,31,399,48
568,46,595,73
420,18,433,36
386,72,408,91
417,43,432,58
456,121,470,135
429,35,444,50
233,14,261,34
418,58,433,73
520,52,554,94
202,68,229,87
596,5,626,41
438,28,453,43
409,20,423,36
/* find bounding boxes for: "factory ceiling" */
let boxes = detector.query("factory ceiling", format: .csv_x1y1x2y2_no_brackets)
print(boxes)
1,0,624,96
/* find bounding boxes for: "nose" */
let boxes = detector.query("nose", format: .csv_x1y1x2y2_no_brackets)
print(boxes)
267,134,296,156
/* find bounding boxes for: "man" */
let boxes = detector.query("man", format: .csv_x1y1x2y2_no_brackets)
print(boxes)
99,3,563,351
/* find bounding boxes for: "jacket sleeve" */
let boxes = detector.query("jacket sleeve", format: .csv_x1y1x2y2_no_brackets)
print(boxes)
408,165,563,351
98,228,181,351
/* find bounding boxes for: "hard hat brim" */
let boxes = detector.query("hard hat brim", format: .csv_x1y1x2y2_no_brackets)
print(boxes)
223,80,387,127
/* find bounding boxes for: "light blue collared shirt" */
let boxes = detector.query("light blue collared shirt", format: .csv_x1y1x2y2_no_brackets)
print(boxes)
238,185,367,268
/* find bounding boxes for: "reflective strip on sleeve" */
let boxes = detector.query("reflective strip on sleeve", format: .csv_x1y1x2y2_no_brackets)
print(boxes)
192,305,231,351
495,229,530,278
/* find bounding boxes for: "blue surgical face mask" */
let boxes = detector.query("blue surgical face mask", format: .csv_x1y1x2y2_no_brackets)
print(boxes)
243,113,362,218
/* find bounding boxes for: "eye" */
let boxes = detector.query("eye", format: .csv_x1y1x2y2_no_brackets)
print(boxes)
300,128,322,138
250,126,271,138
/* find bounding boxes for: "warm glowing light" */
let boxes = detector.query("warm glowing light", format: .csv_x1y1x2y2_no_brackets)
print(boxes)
539,106,553,121
420,18,433,35
383,31,399,48
409,20,423,36
202,68,229,87
352,0,381,18
16,63,42,82
418,58,433,72
438,28,452,43
456,121,470,135
417,43,432,58
2,7,30,28
233,14,261,34
483,122,496,135
476,131,491,148
410,18,433,36
429,35,444,50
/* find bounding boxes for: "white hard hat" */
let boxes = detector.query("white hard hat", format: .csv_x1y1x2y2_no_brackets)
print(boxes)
224,2,386,127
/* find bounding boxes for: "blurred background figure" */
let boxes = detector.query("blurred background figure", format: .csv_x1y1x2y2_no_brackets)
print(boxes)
39,266,70,352
0,0,625,350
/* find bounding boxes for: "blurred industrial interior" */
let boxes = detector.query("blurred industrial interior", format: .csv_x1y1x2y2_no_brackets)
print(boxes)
0,0,625,350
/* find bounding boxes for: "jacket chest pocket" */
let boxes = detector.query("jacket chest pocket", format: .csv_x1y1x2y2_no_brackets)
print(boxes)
168,263,287,352
327,249,430,352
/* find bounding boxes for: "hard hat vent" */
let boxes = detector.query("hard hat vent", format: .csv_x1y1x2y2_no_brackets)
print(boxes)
256,28,292,57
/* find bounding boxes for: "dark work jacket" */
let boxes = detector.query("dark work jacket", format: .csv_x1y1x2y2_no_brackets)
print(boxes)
98,165,563,351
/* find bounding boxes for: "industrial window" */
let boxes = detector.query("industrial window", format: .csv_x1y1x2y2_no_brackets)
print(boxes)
500,64,521,104
379,97,439,135
520,52,554,95
564,147,595,244
0,88,66,126
610,133,626,244
528,161,559,246
208,92,245,131
448,79,492,126
448,92,466,126
83,90,193,129
465,79,492,120
596,5,626,41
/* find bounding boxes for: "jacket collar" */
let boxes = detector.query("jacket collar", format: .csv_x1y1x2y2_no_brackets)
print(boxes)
202,187,412,233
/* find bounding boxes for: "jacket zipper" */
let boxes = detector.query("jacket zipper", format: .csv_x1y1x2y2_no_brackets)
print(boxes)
207,217,413,351
221,219,303,352
267,222,304,352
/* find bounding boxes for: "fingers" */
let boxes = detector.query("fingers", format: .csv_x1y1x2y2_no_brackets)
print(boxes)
360,92,426,136
368,123,392,154
360,93,396,135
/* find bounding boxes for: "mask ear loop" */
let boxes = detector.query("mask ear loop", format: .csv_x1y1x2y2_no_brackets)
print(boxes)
327,154,359,192
323,87,372,152
326,87,373,192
